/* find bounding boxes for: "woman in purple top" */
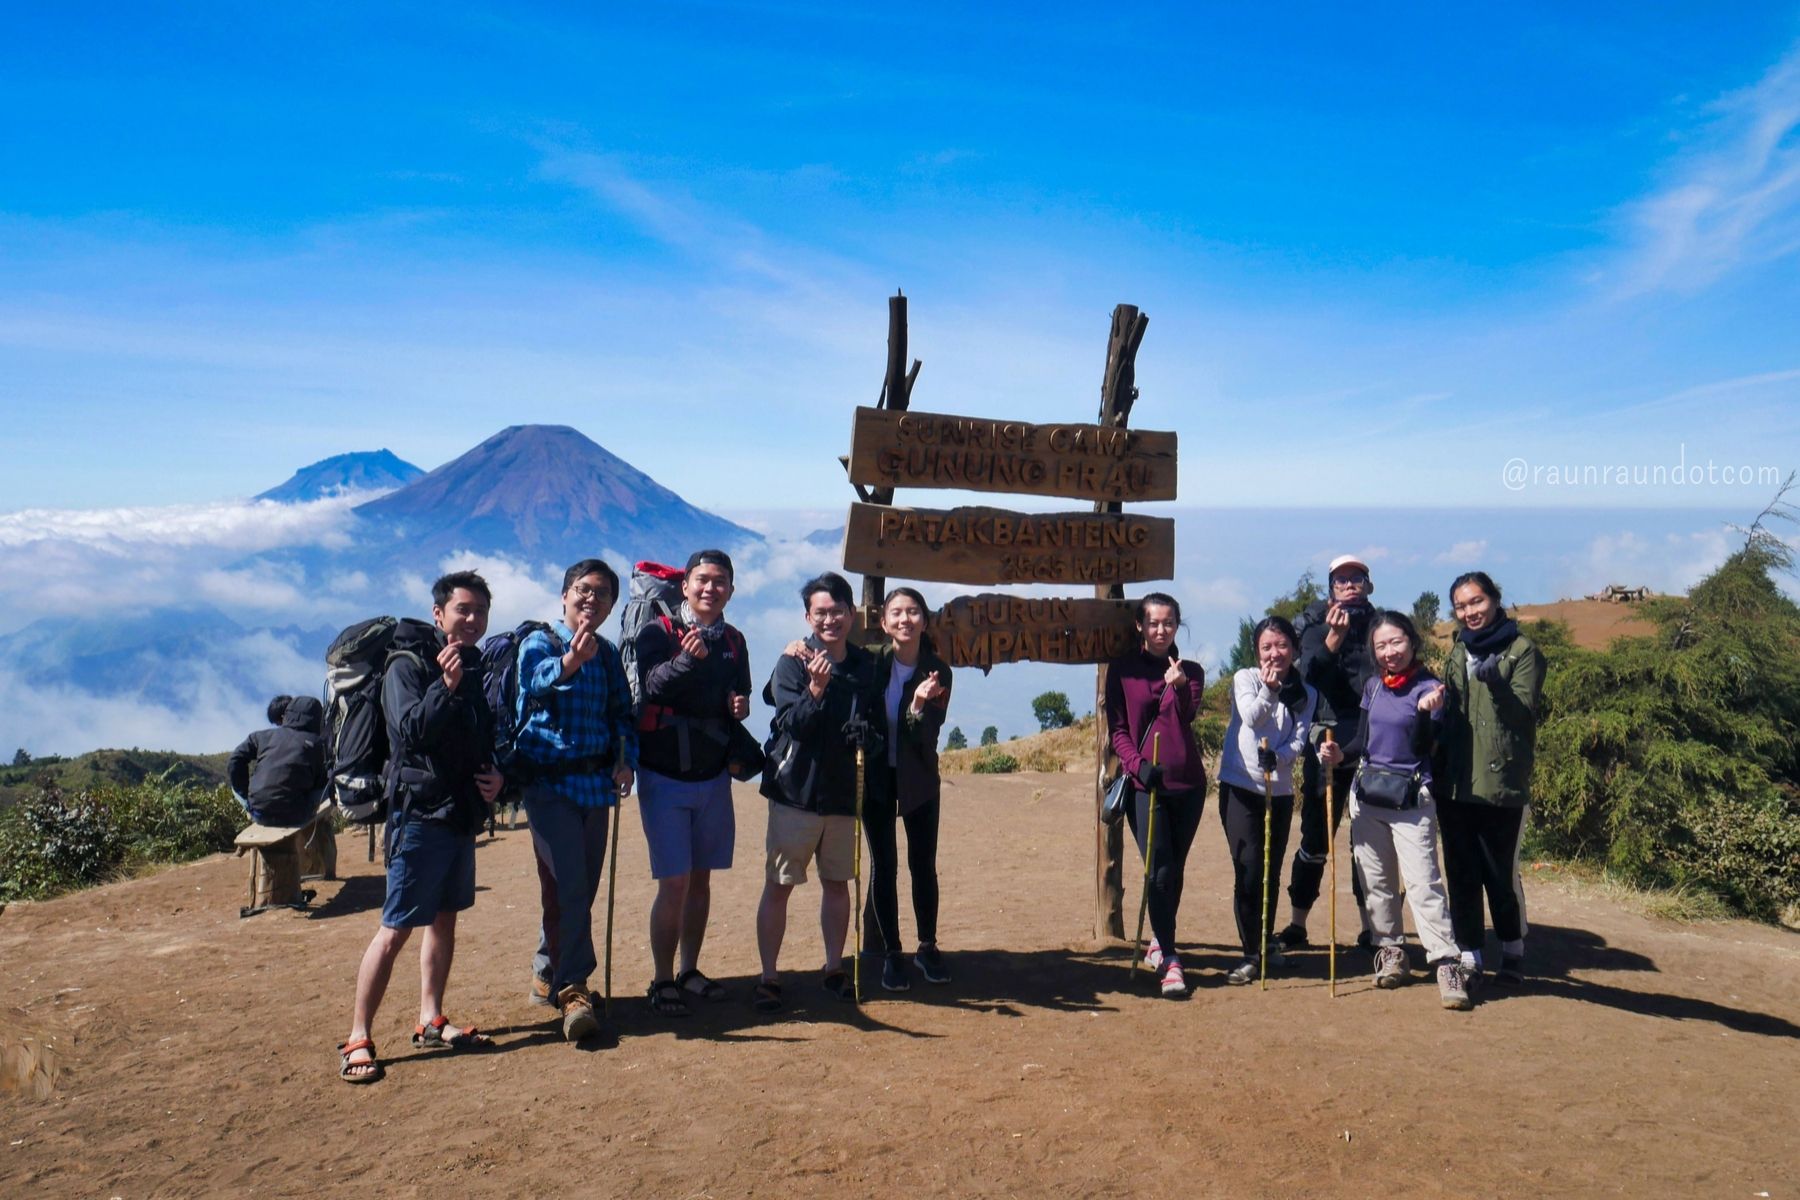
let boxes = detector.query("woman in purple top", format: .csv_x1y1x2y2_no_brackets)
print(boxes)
1319,610,1470,1011
1104,593,1207,998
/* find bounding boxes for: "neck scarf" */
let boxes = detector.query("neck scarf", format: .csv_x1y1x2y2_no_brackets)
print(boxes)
679,601,728,642
1458,615,1518,658
1381,666,1417,691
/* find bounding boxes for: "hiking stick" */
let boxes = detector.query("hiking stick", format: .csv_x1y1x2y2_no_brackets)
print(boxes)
1130,733,1162,978
1258,736,1273,991
853,744,865,1004
603,795,621,1020
1324,729,1337,999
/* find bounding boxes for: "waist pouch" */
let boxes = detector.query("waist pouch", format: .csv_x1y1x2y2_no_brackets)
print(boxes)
1354,762,1424,810
510,751,616,784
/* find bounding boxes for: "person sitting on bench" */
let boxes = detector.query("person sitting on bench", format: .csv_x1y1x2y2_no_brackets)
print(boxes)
229,695,327,827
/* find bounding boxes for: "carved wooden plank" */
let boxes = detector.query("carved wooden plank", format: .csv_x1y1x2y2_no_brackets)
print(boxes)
930,593,1139,669
842,502,1174,587
847,406,1177,503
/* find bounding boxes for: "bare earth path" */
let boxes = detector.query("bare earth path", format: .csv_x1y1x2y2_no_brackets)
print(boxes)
3,770,1796,1198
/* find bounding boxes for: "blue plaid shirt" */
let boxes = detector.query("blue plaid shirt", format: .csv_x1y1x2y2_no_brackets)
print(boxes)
514,622,639,808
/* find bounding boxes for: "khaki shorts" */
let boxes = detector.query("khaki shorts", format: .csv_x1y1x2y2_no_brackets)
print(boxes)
765,801,856,884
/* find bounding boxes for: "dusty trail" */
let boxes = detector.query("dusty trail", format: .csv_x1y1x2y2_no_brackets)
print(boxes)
3,769,1795,1198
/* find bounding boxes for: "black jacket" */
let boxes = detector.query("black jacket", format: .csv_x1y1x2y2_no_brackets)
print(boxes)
869,643,953,817
634,615,755,781
228,696,327,827
382,622,495,834
760,637,880,816
1295,598,1378,731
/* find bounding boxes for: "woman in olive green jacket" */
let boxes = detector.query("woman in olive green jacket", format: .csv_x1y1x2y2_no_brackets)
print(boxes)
1438,571,1546,986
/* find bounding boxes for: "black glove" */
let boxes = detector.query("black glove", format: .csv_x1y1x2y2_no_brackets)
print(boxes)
1473,654,1503,685
1256,746,1279,773
1136,762,1165,793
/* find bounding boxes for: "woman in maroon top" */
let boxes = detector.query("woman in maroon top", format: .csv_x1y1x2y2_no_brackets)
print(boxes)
1104,593,1207,997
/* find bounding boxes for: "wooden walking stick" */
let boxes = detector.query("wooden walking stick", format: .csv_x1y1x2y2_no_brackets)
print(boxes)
603,795,622,1020
853,741,866,1004
1258,737,1274,991
1324,729,1337,999
1130,733,1162,978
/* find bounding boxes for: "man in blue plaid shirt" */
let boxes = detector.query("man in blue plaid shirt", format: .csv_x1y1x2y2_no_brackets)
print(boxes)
515,558,638,1041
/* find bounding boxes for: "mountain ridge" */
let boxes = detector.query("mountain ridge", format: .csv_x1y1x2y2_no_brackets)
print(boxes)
256,449,423,502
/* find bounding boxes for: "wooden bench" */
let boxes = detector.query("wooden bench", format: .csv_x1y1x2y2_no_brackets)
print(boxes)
234,799,337,918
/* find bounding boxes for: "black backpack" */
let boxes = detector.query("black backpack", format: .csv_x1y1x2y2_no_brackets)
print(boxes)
322,616,432,824
479,620,561,770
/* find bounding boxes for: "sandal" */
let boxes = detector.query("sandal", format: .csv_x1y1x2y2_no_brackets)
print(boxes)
676,968,728,1002
751,979,784,1014
411,1014,493,1050
822,970,857,1003
338,1037,382,1084
647,979,691,1017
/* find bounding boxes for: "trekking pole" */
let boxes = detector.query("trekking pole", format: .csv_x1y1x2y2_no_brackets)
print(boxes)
853,743,866,1005
1258,737,1274,992
1130,733,1162,979
603,793,622,1021
1324,729,1337,1000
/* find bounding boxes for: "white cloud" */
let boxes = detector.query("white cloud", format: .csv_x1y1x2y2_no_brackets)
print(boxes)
1609,42,1800,297
1559,528,1736,598
0,495,361,551
196,567,308,611
1435,538,1490,565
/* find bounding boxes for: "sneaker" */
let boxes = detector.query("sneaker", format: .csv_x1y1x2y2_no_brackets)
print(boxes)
913,943,951,984
1142,937,1165,972
1225,959,1258,986
881,955,911,993
1159,958,1188,997
1276,923,1310,950
1496,953,1526,985
528,971,553,1008
1438,963,1473,1011
1263,940,1289,969
558,984,600,1041
1373,945,1409,989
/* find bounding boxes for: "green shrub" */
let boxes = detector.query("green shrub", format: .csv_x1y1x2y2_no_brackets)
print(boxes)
971,752,1020,775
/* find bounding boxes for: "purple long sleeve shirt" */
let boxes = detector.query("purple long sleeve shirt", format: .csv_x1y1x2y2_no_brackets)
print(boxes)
1356,672,1445,788
1105,648,1207,795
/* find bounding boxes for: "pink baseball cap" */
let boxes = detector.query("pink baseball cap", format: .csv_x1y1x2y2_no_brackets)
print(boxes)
1328,554,1371,578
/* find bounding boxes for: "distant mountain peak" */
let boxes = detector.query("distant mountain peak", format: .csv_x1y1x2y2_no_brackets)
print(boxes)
256,449,423,503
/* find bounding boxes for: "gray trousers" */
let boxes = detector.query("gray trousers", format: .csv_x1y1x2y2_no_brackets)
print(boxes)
524,783,610,995
1349,788,1459,965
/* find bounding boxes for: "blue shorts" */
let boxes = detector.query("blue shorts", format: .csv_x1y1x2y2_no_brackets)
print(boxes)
637,767,735,880
381,818,477,928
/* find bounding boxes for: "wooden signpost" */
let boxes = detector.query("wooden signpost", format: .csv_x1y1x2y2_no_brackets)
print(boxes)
842,295,1170,941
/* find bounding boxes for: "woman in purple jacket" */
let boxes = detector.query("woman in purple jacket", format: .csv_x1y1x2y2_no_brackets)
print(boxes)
1104,593,1207,997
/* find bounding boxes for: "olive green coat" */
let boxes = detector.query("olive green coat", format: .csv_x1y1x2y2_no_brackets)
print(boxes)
1439,631,1546,808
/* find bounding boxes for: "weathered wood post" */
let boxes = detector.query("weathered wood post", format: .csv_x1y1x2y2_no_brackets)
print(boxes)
1093,304,1149,940
859,291,920,623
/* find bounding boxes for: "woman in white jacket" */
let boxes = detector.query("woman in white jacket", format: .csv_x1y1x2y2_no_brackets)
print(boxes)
1217,616,1317,985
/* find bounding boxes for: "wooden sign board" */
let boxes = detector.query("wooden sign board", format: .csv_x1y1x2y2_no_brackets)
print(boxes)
929,594,1139,670
842,502,1174,587
847,406,1177,503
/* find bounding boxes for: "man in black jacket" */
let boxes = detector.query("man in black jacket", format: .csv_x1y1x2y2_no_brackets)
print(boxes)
229,695,327,827
339,572,504,1083
1278,554,1377,950
751,572,879,1012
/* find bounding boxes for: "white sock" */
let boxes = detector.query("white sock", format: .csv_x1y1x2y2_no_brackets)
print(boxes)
1460,950,1481,970
1287,906,1310,930
1501,939,1524,957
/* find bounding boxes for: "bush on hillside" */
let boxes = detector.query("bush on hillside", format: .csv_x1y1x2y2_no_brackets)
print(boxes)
970,752,1020,775
0,781,244,903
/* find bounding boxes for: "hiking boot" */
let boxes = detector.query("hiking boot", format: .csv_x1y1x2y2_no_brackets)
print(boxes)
1438,963,1473,1011
1142,937,1165,972
1496,953,1526,985
1276,923,1310,950
529,970,553,1008
1225,958,1258,986
558,985,599,1041
1159,958,1188,997
881,955,911,993
914,943,951,984
1373,945,1409,989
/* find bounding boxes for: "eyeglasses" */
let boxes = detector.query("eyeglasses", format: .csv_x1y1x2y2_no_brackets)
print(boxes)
1332,573,1370,586
569,584,612,603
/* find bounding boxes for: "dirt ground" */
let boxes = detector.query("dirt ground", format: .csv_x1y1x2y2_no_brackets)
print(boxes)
3,770,1796,1199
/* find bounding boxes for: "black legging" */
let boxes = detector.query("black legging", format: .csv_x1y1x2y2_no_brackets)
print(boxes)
1219,781,1295,959
1290,744,1367,916
1438,799,1528,950
1125,785,1204,957
861,772,942,957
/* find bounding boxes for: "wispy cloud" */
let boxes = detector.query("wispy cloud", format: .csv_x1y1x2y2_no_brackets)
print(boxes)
1610,41,1800,297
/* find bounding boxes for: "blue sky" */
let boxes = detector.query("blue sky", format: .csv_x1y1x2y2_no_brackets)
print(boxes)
4,3,1799,513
